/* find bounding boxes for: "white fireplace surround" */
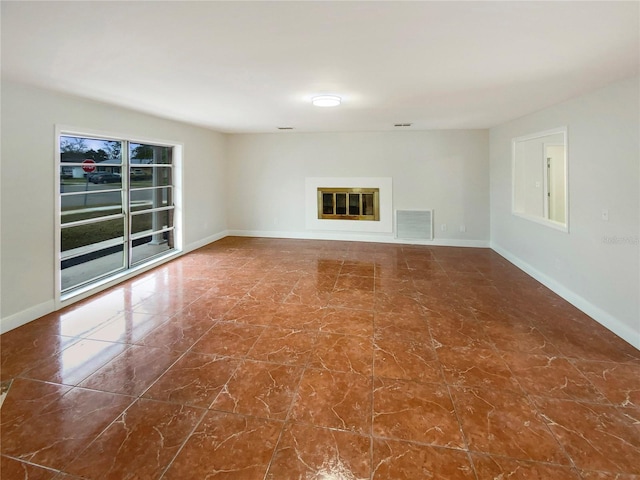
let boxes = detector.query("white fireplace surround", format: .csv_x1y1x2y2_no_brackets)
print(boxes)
305,177,393,233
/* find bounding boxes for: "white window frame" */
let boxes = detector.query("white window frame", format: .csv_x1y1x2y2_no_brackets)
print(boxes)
54,125,183,310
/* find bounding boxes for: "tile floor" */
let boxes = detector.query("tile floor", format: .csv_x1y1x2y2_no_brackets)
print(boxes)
1,237,639,479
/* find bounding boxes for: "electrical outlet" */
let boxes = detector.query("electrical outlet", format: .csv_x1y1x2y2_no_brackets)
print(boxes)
459,225,466,233
601,209,609,221
440,224,447,232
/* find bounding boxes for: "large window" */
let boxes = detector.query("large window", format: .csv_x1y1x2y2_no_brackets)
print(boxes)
59,134,178,294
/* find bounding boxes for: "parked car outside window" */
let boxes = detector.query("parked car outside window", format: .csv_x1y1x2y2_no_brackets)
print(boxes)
89,173,121,184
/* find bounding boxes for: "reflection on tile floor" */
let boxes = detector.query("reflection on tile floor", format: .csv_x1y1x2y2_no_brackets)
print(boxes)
1,237,639,479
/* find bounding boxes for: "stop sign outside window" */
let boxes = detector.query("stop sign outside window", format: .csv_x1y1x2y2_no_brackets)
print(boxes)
82,159,96,173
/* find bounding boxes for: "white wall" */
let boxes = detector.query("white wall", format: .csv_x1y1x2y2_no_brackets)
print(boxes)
490,76,640,348
1,80,228,329
226,130,489,245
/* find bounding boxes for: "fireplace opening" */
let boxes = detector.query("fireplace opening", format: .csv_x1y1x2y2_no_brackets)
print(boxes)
317,187,380,221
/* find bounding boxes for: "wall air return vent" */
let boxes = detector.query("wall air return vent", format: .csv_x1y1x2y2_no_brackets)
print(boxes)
395,210,433,240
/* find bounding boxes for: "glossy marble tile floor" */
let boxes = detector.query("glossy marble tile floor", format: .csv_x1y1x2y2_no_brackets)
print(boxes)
1,237,639,479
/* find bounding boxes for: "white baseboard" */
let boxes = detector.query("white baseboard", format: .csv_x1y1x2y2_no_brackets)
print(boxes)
1,299,55,335
184,230,229,252
1,229,231,335
491,242,640,350
226,229,490,248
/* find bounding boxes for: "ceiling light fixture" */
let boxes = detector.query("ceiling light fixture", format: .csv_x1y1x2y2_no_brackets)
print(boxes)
312,95,341,107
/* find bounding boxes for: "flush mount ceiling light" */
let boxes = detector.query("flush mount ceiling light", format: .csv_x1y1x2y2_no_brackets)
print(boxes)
312,95,341,107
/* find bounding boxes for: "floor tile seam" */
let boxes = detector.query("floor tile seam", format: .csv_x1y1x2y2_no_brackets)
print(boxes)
18,338,147,390
135,283,217,312
576,466,640,477
203,355,266,412
261,360,310,480
487,346,538,398
58,310,126,340
369,317,376,480
418,318,453,390
371,372,451,389
281,417,372,438
202,321,284,411
525,382,624,409
303,363,373,379
465,449,586,468
131,350,203,401
0,453,64,475
315,327,373,339
511,382,618,408
369,434,475,455
1,336,84,381
547,348,640,365
188,294,245,317
567,355,640,372
156,406,210,480
528,391,640,424
432,348,561,458
150,310,222,354
442,380,473,469
306,362,370,377
205,392,295,424
569,352,640,365
130,313,237,399
242,321,314,365
516,386,580,472
314,329,375,343
55,388,141,477
529,325,587,362
10,375,87,413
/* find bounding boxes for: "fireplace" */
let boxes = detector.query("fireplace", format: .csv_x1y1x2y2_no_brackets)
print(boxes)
317,187,380,221
305,177,392,234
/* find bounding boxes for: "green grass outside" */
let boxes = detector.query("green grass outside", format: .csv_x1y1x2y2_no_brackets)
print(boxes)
61,204,164,251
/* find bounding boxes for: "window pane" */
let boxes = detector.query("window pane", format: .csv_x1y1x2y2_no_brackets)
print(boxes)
129,167,172,188
131,234,173,265
60,167,122,192
129,167,152,186
131,210,172,236
130,187,172,212
61,244,125,291
61,191,122,223
349,194,360,215
362,194,374,215
336,193,347,215
130,143,172,165
322,193,333,214
60,136,122,165
88,170,122,186
61,218,125,252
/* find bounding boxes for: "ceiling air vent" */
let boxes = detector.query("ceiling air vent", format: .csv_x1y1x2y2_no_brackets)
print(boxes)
396,210,433,241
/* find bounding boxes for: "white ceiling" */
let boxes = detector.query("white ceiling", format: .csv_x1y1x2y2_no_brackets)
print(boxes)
2,1,638,133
